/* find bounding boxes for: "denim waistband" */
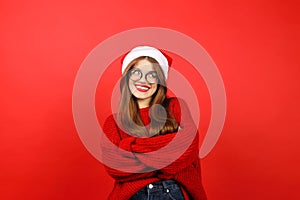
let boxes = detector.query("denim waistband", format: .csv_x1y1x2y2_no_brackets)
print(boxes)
131,179,184,200
143,179,180,191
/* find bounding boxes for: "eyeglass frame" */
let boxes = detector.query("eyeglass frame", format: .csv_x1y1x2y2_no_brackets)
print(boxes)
127,68,159,84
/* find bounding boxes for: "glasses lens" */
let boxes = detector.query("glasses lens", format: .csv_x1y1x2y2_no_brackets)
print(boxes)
129,69,142,81
146,72,158,83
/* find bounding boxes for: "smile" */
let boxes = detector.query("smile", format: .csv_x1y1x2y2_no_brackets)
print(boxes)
135,84,150,92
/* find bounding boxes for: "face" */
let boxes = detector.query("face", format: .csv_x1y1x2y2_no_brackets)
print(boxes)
128,59,158,104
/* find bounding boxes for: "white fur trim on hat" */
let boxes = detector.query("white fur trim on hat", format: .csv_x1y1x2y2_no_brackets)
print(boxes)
121,46,169,79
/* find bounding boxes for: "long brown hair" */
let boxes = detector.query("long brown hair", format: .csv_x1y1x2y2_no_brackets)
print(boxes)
118,56,178,137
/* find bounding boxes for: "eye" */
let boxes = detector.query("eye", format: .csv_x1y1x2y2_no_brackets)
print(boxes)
131,69,141,75
148,72,157,78
129,69,142,81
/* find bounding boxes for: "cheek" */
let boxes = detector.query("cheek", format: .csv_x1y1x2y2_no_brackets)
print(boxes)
150,85,158,94
128,80,135,94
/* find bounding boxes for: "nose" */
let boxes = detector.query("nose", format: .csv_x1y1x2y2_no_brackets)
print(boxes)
139,73,147,83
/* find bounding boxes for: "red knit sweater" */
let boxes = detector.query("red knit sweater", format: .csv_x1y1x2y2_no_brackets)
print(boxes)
102,97,207,200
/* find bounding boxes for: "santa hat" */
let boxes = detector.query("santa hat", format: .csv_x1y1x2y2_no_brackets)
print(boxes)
121,46,172,80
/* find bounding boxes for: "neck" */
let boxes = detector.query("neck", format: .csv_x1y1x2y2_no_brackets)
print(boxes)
137,98,151,108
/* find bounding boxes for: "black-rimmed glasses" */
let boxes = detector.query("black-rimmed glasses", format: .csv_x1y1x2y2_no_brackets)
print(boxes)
128,69,158,84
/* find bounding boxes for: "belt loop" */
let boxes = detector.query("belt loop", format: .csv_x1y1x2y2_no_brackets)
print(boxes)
162,180,168,189
162,180,171,193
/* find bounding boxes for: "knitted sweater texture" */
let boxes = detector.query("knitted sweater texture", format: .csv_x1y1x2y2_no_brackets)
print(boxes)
102,97,207,200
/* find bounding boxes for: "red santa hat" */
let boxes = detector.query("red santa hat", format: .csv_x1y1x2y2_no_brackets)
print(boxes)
121,46,172,80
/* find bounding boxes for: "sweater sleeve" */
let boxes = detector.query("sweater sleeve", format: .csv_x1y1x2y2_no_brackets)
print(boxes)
101,115,157,182
119,98,199,176
158,97,200,176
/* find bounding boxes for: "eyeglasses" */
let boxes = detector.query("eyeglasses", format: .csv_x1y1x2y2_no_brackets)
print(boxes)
128,69,158,84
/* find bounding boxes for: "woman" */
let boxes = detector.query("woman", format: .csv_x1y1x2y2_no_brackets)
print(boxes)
102,46,207,200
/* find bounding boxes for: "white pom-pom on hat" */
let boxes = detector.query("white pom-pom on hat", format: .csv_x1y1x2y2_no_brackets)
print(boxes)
121,46,170,80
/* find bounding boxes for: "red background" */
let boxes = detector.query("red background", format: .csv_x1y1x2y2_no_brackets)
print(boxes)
1,0,300,199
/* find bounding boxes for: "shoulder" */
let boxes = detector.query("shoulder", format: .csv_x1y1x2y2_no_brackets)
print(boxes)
103,114,122,143
167,97,191,123
103,114,119,133
167,97,189,112
104,113,117,125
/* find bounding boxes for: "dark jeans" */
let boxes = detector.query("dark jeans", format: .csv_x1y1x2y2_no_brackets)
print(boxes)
130,179,185,200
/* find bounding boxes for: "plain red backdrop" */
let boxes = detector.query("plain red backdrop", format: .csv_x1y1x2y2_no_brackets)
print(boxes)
1,0,300,199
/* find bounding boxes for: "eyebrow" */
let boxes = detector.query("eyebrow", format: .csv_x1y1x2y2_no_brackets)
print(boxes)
132,68,157,73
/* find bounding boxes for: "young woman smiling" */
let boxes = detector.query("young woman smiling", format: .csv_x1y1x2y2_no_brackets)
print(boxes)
102,46,207,200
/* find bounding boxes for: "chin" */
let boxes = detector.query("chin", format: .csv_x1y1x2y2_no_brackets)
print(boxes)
134,94,152,100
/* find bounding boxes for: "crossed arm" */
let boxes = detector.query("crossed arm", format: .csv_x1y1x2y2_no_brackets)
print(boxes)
101,98,199,182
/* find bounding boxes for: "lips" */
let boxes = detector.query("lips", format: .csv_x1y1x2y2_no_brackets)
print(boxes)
135,84,151,92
